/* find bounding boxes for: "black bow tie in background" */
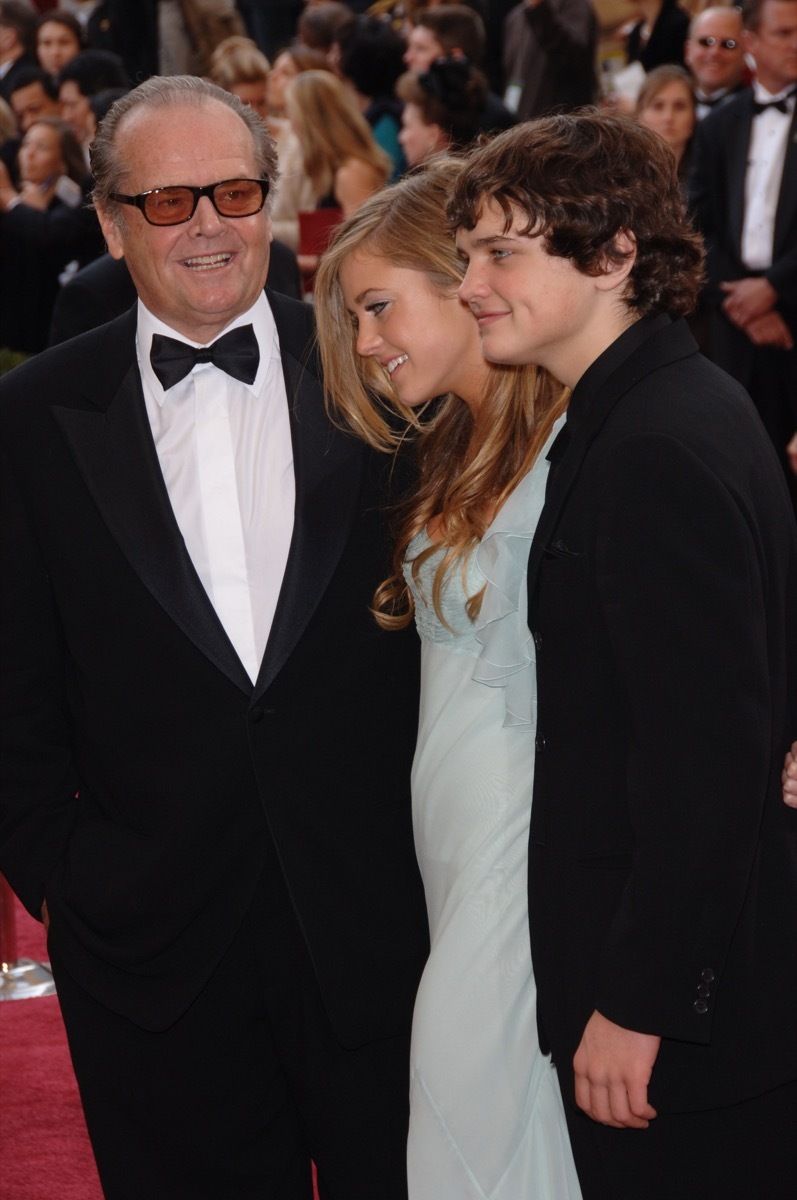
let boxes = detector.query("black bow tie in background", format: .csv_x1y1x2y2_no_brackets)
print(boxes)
150,324,260,390
752,88,796,115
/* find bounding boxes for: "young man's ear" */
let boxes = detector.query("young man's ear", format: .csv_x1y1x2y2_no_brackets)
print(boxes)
594,230,637,293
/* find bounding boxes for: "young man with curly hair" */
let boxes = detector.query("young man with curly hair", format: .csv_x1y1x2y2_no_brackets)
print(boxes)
452,111,797,1200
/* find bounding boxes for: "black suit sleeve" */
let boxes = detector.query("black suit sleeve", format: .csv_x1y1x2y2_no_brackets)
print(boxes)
0,438,79,917
589,431,776,1043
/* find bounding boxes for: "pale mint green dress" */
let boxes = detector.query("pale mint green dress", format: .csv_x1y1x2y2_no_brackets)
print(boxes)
404,417,581,1200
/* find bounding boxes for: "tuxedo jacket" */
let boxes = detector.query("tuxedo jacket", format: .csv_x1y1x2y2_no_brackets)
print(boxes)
689,89,797,324
527,315,797,1113
0,291,429,1043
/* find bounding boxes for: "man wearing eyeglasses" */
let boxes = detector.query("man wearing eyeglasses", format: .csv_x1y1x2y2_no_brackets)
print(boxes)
684,5,747,118
0,75,428,1200
690,0,797,515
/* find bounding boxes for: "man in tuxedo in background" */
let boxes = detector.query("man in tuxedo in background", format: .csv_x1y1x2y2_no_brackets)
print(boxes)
684,5,747,119
453,111,797,1199
689,0,797,509
0,75,428,1200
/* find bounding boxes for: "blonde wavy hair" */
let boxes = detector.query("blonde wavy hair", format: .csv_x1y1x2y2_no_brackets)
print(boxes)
285,69,390,198
314,157,568,629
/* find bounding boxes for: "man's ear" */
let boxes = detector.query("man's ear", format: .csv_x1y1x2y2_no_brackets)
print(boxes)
95,202,126,261
594,230,637,294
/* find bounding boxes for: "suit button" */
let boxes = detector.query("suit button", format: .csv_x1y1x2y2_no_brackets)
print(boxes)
535,732,546,751
693,999,709,1015
532,630,543,649
249,707,264,723
701,967,715,983
697,984,710,999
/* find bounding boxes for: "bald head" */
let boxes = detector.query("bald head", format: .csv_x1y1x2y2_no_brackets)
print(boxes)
685,6,745,95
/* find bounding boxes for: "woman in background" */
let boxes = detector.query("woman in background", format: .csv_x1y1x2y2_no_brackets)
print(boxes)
0,115,101,353
636,63,696,186
396,57,487,168
286,69,390,280
35,11,83,83
314,160,581,1200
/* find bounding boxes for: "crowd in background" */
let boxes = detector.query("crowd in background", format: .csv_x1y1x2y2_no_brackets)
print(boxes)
0,0,795,501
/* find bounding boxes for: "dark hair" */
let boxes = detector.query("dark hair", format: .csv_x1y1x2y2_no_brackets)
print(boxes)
742,0,797,32
35,11,83,45
57,49,127,98
335,15,406,98
0,2,37,52
9,65,58,102
449,109,704,316
397,58,487,148
416,5,485,66
297,2,352,51
89,86,129,127
23,115,86,184
91,75,279,218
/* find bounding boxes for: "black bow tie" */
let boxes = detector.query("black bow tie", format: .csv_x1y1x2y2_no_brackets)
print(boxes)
150,324,260,390
752,89,796,115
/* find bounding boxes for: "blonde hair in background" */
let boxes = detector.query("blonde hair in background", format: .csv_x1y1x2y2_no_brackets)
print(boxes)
208,35,270,89
314,157,568,628
285,69,390,198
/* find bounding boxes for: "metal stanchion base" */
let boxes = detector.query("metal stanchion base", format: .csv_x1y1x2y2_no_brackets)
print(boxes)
0,958,57,1001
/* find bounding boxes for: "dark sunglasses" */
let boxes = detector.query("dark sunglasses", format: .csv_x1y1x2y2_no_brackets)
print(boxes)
695,36,739,49
108,178,270,226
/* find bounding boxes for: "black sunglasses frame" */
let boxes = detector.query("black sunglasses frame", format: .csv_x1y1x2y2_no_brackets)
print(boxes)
108,178,270,226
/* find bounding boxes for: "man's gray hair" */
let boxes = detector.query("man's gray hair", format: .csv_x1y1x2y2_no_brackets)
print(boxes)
91,75,280,219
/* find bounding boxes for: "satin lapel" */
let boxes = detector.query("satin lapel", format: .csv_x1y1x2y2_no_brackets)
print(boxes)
774,107,797,254
527,319,698,598
727,99,753,256
254,302,365,700
52,318,252,694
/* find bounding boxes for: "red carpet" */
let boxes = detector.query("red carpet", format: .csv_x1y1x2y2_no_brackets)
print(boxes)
0,897,102,1200
1,897,322,1199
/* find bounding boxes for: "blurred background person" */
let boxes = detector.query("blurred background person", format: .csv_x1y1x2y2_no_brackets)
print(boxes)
404,4,514,132
57,47,127,163
333,12,407,179
208,33,270,122
636,62,696,185
7,63,58,133
266,44,332,250
297,0,352,55
35,9,82,81
624,0,690,71
0,114,101,353
684,4,748,119
396,56,488,167
502,0,597,120
286,67,390,280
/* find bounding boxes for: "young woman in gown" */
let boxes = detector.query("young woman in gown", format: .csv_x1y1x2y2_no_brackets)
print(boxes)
314,159,582,1200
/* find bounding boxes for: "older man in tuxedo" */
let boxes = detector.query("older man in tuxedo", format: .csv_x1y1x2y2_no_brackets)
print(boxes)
0,75,428,1200
689,0,797,507
684,5,747,119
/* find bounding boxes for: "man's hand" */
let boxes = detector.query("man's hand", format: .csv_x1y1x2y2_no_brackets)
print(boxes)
720,277,777,328
573,1010,660,1129
784,741,797,807
742,310,794,349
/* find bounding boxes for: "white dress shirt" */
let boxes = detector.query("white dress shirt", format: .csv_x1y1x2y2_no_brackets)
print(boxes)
137,293,295,684
742,84,796,271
